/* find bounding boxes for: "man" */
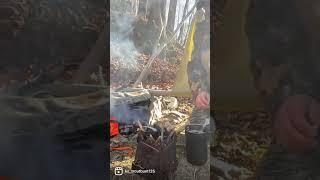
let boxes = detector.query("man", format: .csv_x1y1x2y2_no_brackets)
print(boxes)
187,0,210,110
187,0,227,110
246,0,320,179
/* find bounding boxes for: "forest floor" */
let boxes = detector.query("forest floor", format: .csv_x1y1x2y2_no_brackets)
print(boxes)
110,49,273,179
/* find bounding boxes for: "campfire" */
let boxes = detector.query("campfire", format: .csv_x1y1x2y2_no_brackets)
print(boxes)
110,88,180,178
132,122,177,180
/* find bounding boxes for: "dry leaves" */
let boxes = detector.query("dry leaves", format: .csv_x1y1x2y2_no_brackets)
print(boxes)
110,52,182,88
212,111,272,174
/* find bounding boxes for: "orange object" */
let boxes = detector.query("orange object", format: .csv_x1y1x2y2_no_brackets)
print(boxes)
110,116,119,137
111,146,134,156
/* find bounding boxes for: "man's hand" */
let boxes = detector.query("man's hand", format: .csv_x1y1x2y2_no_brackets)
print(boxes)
195,91,210,109
274,95,320,154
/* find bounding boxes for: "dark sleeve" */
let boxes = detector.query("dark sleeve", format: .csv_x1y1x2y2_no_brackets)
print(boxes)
246,0,320,114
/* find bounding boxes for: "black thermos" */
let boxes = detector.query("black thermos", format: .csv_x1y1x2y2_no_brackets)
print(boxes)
185,124,208,166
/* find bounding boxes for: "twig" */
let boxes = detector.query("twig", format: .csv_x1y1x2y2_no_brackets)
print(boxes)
155,136,161,144
193,167,200,179
137,120,145,131
170,110,188,118
142,142,159,152
166,131,175,144
160,125,164,141
143,126,157,132
210,156,253,179
149,134,155,143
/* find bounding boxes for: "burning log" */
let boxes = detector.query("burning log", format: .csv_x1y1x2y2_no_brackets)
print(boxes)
132,125,177,180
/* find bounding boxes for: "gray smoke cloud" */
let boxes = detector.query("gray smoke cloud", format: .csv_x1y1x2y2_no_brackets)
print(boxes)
110,0,138,68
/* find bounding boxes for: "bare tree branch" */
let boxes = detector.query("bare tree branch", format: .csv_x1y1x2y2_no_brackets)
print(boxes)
133,2,197,87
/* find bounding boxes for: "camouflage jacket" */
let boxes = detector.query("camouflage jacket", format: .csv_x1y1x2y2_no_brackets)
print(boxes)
0,0,105,67
187,0,226,100
187,7,210,99
246,0,320,115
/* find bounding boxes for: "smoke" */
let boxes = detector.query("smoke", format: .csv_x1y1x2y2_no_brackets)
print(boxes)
110,3,138,68
110,90,151,126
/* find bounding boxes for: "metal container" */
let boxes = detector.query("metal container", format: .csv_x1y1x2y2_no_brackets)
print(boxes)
132,131,177,180
186,124,208,166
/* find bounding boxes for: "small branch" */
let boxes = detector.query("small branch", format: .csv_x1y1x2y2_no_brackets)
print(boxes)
141,142,160,152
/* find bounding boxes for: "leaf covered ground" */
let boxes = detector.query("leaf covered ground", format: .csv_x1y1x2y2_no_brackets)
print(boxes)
211,111,272,179
109,47,275,179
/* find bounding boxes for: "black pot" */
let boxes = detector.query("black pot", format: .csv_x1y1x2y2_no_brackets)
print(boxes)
185,124,208,166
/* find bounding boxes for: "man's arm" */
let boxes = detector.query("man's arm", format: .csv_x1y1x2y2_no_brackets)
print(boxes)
246,0,320,153
245,0,314,114
187,11,210,94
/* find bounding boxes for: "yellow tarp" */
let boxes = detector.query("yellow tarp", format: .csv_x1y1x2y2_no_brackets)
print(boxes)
172,17,197,96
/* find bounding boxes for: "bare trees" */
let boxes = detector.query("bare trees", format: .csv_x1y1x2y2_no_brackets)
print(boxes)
167,0,178,35
178,0,190,43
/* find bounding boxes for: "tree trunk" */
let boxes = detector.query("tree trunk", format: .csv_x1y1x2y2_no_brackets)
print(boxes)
145,0,149,19
167,0,178,34
178,0,189,43
161,0,167,25
147,0,162,27
136,0,148,18
131,0,140,16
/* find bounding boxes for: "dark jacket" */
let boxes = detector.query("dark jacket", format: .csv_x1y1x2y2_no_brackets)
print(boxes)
246,0,320,114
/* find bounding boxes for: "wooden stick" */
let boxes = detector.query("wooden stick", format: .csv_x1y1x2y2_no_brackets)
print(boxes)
137,120,145,131
142,142,159,152
166,131,175,144
73,26,106,83
149,134,156,143
160,125,164,141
